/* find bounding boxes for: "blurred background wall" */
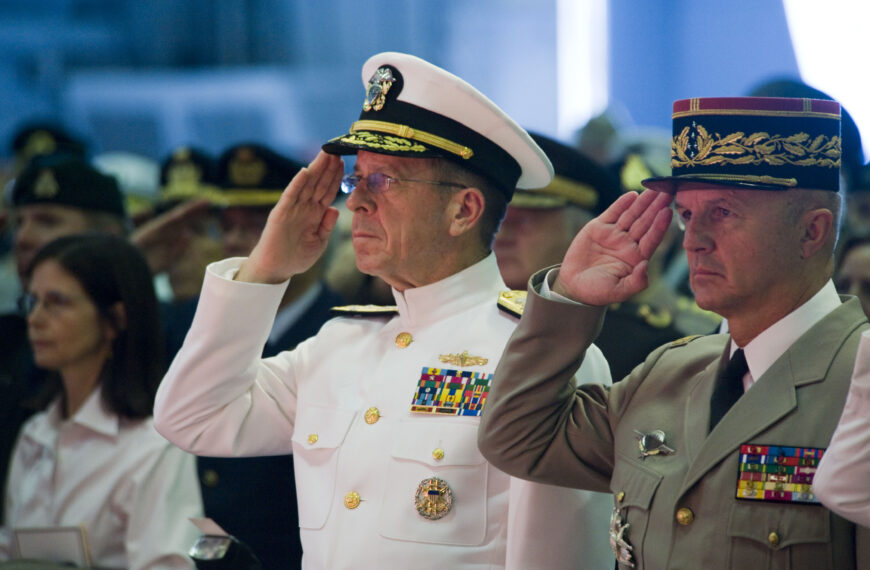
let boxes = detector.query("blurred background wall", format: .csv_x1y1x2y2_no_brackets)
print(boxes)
0,0,865,164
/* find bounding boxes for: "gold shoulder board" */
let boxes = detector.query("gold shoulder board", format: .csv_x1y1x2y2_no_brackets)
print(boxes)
497,290,527,318
669,334,702,348
329,304,399,317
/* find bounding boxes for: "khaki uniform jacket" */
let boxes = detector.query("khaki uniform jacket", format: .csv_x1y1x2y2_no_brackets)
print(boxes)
479,268,870,570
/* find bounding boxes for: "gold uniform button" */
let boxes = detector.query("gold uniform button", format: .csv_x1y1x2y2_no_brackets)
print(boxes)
432,448,445,460
675,507,694,526
616,491,625,502
202,469,219,488
344,491,361,509
768,532,780,548
364,407,380,424
395,332,413,348
307,433,319,445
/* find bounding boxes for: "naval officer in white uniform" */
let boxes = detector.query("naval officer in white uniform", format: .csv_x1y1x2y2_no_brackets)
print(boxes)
154,51,613,569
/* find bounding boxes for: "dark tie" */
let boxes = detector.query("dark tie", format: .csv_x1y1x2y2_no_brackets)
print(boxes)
709,348,748,432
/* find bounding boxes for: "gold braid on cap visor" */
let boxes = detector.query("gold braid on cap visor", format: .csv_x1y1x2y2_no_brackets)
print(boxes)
350,120,474,160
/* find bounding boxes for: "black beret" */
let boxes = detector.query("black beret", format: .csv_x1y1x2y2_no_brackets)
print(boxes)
12,154,125,217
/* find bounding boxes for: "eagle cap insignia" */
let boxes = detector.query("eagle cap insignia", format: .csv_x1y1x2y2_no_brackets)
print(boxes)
363,67,394,112
438,350,488,367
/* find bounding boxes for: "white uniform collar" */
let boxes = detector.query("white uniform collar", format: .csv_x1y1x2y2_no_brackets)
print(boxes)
391,254,505,328
735,279,841,384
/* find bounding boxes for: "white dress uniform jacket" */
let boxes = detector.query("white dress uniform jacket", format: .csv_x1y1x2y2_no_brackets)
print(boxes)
155,254,615,570
814,328,870,527
0,389,202,569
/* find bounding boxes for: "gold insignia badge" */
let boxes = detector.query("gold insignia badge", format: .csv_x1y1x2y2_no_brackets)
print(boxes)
634,429,675,460
33,169,60,198
23,131,57,159
438,350,488,367
415,476,454,520
610,506,635,567
363,67,395,112
229,147,266,186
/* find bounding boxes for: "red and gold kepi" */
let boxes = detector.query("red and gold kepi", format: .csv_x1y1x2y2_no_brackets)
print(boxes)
642,96,841,194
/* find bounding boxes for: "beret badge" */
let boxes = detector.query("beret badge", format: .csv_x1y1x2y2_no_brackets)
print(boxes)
34,169,60,198
363,67,394,112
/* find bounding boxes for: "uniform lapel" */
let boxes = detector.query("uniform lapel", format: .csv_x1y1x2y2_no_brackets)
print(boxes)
678,300,864,496
682,346,726,465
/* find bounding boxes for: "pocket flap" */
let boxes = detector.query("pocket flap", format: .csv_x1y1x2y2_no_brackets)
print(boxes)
390,419,486,467
610,453,663,510
727,500,830,549
291,405,356,450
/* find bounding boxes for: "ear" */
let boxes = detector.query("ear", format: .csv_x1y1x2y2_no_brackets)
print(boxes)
446,187,486,238
800,208,834,259
105,302,127,341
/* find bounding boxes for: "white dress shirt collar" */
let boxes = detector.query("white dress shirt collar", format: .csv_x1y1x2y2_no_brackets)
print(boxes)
736,280,841,386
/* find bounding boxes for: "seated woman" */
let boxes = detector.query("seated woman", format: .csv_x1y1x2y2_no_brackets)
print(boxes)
0,234,202,569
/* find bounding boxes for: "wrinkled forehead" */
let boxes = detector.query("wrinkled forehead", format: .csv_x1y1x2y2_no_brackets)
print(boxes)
354,150,439,177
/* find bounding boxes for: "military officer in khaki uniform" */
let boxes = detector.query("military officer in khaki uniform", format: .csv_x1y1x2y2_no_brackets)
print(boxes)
479,96,870,569
154,52,614,569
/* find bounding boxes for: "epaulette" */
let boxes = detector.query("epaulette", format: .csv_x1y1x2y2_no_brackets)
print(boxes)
497,290,526,318
669,334,702,348
329,304,398,317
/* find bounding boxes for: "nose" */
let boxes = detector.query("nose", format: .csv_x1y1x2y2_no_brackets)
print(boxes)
345,180,375,213
681,216,713,254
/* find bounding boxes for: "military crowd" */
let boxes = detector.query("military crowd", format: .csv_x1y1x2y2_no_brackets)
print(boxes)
1,51,870,570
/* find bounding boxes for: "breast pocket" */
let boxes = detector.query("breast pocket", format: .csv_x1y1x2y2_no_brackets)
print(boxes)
378,418,489,546
609,454,663,567
291,405,356,529
727,501,832,570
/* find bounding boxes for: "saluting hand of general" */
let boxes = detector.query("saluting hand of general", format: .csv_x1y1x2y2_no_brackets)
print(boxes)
553,189,673,306
236,151,344,284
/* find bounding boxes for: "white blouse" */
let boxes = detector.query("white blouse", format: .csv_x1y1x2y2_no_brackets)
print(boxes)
1,388,203,569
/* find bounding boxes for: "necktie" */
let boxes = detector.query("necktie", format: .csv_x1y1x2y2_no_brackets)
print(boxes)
709,348,748,432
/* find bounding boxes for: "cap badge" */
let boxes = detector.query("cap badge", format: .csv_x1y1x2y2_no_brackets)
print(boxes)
168,162,203,185
634,429,675,460
229,149,266,186
363,67,394,112
610,506,635,567
438,350,488,367
34,169,60,198
415,476,454,520
24,131,57,159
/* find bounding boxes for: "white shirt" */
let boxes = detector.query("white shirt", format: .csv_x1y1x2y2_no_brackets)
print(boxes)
813,328,870,526
0,389,203,569
155,254,615,570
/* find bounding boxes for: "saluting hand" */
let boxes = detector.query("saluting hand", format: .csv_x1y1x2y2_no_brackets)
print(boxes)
236,151,344,284
553,189,673,305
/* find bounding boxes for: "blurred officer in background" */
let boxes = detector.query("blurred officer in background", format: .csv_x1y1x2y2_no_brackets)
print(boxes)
494,132,683,379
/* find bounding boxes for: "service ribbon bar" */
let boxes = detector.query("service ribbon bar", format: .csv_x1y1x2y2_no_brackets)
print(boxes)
735,444,824,504
410,367,492,417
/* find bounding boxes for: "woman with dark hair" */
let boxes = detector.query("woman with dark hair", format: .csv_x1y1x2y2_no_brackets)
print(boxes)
0,234,202,569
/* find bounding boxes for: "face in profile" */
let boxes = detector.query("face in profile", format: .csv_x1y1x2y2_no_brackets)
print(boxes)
25,259,116,375
836,240,870,318
12,204,92,281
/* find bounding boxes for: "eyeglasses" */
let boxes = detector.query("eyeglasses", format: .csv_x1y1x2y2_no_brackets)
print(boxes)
18,291,83,316
340,172,465,195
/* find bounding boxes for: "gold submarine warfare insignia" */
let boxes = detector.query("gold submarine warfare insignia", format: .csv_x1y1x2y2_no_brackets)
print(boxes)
438,350,488,367
415,476,454,520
